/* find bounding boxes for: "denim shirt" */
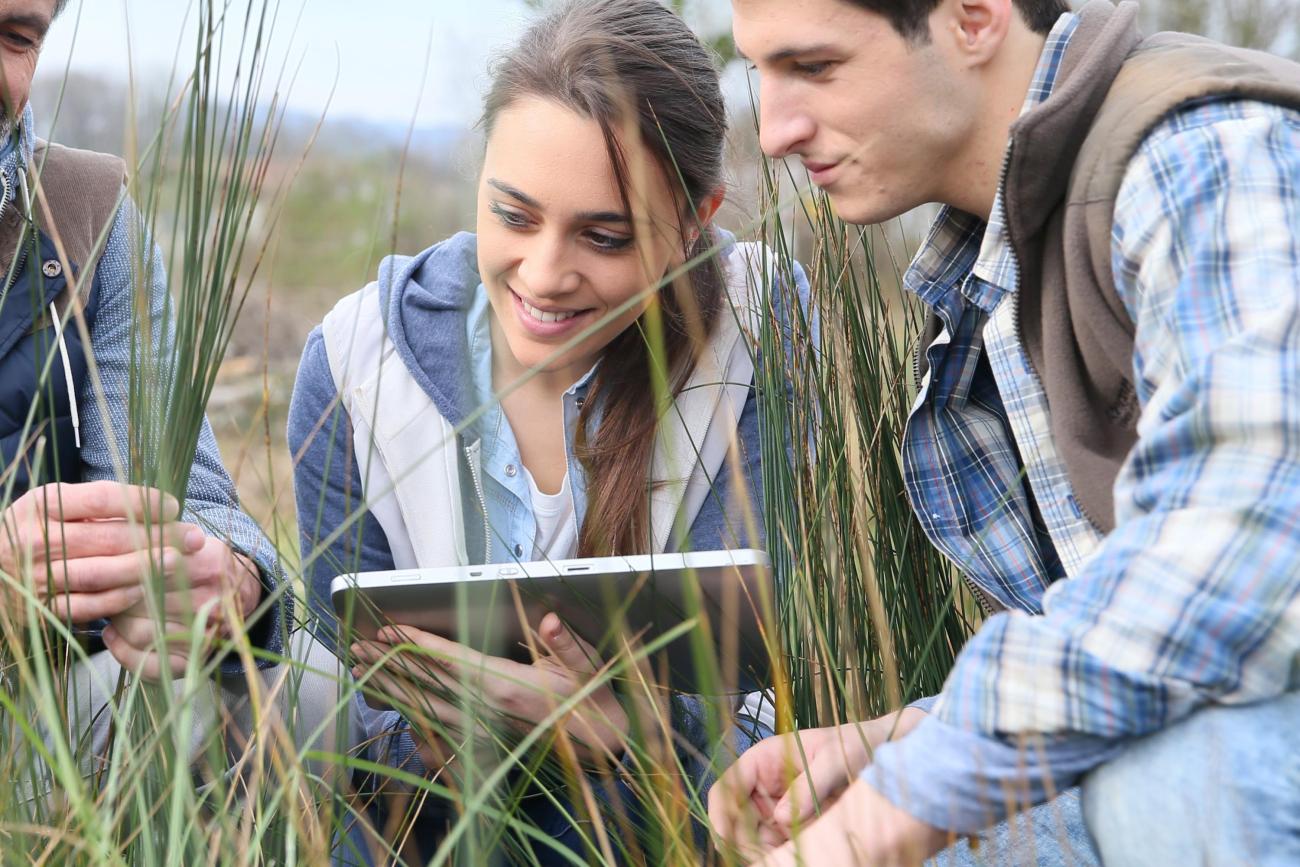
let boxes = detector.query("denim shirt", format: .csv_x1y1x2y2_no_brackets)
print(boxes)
464,289,595,563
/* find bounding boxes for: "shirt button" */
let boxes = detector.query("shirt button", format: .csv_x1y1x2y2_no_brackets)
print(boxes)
575,397,586,409
513,543,524,558
42,259,62,278
505,463,518,478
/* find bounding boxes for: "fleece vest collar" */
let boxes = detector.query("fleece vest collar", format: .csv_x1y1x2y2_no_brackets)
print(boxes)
997,0,1300,532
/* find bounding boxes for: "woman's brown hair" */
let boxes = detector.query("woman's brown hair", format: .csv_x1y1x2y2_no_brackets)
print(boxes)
480,0,729,556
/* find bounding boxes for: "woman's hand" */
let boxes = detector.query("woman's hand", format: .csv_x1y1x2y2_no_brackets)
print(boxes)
351,613,652,771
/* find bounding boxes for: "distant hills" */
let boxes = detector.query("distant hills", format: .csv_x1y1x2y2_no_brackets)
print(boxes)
31,71,474,167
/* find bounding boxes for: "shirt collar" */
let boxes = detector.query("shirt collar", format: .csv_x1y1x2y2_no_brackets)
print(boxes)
0,104,37,221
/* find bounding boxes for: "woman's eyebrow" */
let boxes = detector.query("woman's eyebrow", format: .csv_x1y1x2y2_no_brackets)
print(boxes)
488,178,629,225
487,178,541,209
575,209,630,224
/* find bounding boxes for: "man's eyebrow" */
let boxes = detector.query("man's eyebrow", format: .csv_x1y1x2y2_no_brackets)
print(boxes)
756,43,838,65
487,178,541,209
0,13,52,38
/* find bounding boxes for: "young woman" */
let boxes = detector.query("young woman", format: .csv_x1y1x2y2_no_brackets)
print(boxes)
288,0,802,860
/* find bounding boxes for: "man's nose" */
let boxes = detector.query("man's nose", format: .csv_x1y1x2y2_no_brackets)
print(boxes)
757,84,816,160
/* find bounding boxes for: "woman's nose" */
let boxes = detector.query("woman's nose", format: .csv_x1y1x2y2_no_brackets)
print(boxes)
516,234,580,298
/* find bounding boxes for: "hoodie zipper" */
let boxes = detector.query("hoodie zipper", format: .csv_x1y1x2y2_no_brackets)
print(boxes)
911,337,924,393
960,140,1025,616
463,442,492,563
902,144,1016,620
906,352,999,616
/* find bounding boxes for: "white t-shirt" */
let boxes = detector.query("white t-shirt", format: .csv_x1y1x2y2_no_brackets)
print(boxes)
523,467,579,561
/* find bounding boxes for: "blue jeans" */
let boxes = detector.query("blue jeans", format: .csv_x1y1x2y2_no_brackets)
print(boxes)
1082,690,1300,866
930,690,1300,865
930,789,1098,866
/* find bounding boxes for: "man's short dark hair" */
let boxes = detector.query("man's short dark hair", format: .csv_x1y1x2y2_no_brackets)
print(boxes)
840,0,1071,40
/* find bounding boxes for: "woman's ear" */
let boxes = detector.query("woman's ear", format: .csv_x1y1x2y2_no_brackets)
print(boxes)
687,188,726,244
696,188,725,228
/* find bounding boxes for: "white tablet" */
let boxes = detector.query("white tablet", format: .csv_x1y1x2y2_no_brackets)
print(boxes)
331,549,773,695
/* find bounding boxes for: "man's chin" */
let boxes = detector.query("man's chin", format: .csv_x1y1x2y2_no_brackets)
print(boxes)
820,191,906,227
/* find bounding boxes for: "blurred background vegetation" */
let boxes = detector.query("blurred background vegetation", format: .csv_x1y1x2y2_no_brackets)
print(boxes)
3,1,1292,861
30,0,1300,552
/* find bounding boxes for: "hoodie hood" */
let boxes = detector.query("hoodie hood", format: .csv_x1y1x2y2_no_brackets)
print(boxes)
375,230,481,427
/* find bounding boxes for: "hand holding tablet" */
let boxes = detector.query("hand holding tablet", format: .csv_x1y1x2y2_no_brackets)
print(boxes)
333,549,774,695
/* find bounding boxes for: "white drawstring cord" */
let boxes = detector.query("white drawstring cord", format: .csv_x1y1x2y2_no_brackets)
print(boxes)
49,301,81,450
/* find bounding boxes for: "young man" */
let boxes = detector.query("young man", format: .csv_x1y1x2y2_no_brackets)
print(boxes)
714,0,1300,864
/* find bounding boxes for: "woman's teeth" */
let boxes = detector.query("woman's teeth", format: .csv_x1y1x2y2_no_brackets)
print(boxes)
522,299,579,323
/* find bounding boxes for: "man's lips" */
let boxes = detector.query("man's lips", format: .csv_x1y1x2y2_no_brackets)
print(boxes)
803,160,841,185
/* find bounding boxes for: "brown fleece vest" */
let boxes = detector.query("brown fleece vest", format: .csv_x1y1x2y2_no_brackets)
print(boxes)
0,139,126,312
922,0,1300,534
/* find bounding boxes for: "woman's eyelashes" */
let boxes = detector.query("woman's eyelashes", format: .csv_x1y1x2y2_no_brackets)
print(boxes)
488,201,530,228
489,201,634,254
585,230,633,253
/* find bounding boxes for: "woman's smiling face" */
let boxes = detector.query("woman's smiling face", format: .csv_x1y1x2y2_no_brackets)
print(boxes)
476,95,689,383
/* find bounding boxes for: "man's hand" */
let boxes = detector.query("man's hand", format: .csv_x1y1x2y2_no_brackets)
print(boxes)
709,710,927,858
0,481,189,624
104,536,263,681
747,778,950,867
0,480,263,681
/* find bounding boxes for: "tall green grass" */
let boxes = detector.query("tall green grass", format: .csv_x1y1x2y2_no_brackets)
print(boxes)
0,2,970,863
750,171,972,730
0,1,338,863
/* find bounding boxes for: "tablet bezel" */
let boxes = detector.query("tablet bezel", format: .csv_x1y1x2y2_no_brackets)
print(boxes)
330,548,772,695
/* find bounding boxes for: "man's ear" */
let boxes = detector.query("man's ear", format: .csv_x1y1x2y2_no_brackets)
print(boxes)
933,0,1014,67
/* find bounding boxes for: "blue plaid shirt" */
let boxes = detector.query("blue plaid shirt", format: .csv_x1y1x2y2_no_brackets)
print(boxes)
864,13,1300,833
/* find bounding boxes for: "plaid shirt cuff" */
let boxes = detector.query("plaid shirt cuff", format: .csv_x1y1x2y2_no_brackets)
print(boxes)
860,712,1121,834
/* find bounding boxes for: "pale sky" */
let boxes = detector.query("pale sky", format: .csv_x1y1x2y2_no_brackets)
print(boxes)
40,0,538,130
